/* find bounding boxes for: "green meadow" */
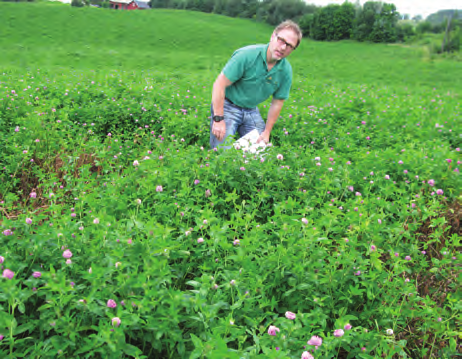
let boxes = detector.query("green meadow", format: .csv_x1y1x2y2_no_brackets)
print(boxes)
1,2,462,91
0,2,460,358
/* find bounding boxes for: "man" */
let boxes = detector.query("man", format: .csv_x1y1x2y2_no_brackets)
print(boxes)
210,20,302,150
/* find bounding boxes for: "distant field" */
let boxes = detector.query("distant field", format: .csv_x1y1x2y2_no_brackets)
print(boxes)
1,2,462,92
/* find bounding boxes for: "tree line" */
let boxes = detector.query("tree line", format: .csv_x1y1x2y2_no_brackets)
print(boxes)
148,0,461,48
148,0,462,50
148,0,404,43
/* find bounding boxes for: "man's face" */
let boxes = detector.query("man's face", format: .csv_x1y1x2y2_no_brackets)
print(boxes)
269,29,298,62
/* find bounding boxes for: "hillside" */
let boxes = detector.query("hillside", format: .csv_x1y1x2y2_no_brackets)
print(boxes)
426,9,462,25
1,2,462,91
0,2,267,72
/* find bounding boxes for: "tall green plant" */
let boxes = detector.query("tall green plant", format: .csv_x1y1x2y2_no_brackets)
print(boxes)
312,3,355,41
333,2,355,40
353,1,399,43
353,1,381,41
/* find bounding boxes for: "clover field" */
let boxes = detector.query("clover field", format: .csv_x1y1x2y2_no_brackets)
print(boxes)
0,3,461,359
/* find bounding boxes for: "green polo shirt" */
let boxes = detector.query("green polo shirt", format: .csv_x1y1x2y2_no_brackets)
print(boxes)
222,43,292,109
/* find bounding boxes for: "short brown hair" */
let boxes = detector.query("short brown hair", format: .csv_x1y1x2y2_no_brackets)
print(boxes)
274,20,303,49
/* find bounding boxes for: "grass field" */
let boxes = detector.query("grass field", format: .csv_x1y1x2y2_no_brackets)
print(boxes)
2,2,462,90
0,2,460,358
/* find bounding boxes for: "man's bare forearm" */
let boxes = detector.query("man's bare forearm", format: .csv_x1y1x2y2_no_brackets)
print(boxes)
212,83,226,117
263,100,284,134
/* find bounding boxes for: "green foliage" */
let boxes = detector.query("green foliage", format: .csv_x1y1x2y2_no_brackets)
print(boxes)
0,69,460,358
396,22,415,42
223,0,243,18
312,3,355,41
440,26,462,53
447,26,461,52
149,0,315,22
432,23,445,33
0,3,461,358
312,4,355,41
71,0,85,7
353,1,381,42
298,12,314,38
353,1,399,43
332,2,355,40
312,4,336,41
369,3,398,42
256,0,309,26
418,17,462,54
416,21,433,35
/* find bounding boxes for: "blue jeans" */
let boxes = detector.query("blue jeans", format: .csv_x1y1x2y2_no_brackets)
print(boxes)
210,99,266,150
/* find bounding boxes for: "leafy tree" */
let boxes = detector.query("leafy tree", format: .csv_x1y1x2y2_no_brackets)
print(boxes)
312,3,355,41
298,12,315,37
150,0,169,8
353,1,382,41
312,4,337,41
354,2,399,43
255,0,314,26
442,14,462,52
71,0,85,7
261,0,306,26
447,26,461,52
256,3,268,23
332,2,355,40
277,0,308,23
171,0,186,9
369,3,398,42
212,0,224,14
430,23,444,33
223,0,243,17
238,0,258,18
303,4,319,15
396,22,415,42
416,21,433,34
185,0,213,12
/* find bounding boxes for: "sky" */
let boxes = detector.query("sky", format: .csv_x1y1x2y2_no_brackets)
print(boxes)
305,0,462,19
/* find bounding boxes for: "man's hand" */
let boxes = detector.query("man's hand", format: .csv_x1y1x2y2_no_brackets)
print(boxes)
257,98,284,145
212,121,226,142
256,130,270,145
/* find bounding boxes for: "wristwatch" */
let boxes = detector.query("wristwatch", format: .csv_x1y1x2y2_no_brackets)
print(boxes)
213,115,224,122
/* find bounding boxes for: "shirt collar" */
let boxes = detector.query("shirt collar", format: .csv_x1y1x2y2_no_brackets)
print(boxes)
261,43,283,70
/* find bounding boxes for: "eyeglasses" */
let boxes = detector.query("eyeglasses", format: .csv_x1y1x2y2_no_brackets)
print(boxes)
275,34,296,51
